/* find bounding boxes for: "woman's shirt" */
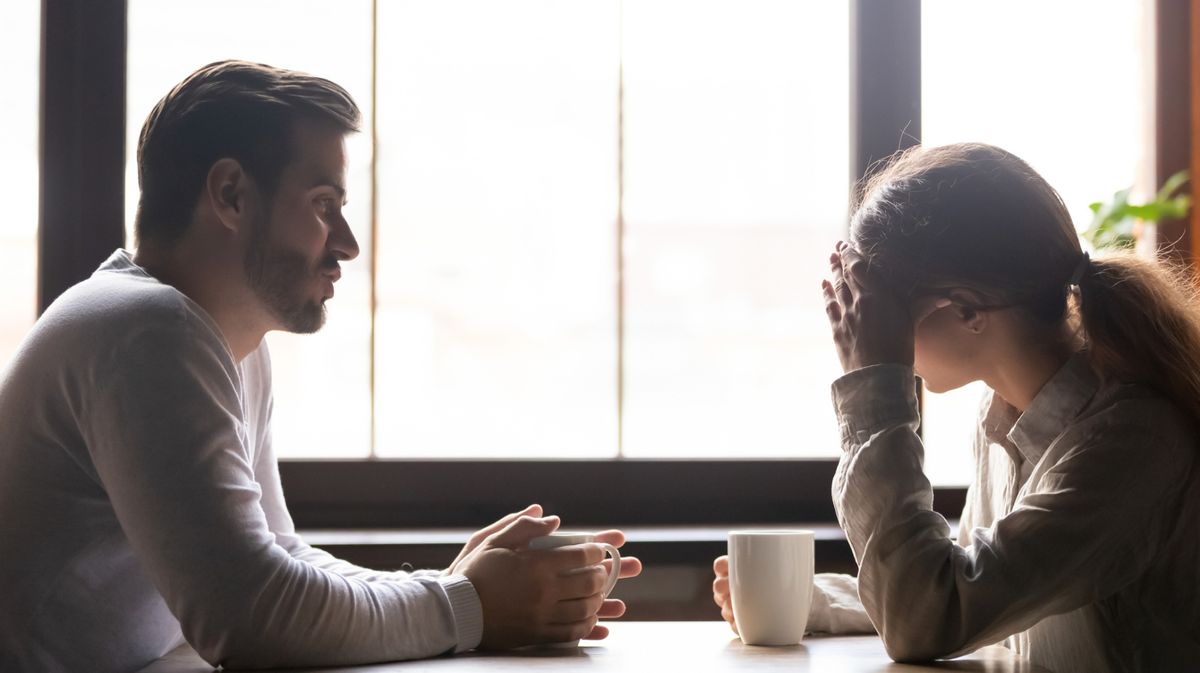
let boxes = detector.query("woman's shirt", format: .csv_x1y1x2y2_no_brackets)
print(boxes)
829,354,1200,673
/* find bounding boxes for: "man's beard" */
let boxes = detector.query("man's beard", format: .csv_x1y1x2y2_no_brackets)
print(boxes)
243,212,337,334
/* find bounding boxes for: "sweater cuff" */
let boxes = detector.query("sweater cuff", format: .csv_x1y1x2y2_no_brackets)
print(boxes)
831,364,920,445
439,574,483,653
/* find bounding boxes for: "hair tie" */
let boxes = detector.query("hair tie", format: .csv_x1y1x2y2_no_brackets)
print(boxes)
1068,252,1090,287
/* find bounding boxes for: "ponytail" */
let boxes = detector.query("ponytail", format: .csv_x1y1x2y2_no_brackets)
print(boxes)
1077,253,1200,421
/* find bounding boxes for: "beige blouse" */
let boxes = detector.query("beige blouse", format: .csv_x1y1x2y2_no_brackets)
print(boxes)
828,354,1200,673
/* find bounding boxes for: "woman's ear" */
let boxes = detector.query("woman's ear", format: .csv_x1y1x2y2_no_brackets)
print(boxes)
947,288,989,335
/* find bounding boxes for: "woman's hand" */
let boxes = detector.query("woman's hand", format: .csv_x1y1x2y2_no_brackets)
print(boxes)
712,555,738,635
820,242,946,373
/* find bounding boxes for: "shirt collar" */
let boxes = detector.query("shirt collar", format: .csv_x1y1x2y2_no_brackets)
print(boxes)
95,248,152,279
982,353,1100,465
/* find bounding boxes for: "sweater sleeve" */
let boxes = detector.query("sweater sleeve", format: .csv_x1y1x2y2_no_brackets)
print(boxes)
244,351,455,581
82,322,481,668
829,364,1183,662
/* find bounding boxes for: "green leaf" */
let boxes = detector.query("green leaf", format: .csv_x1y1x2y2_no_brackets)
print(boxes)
1157,170,1190,201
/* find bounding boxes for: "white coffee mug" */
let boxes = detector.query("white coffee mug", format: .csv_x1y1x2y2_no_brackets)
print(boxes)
528,532,622,596
528,532,622,647
728,529,814,646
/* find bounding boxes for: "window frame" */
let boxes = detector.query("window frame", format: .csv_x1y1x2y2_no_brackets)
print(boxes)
44,0,1194,528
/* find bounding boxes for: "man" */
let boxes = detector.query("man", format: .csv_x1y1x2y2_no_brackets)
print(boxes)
0,60,640,673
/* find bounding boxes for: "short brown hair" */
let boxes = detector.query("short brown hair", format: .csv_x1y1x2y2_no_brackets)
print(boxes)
134,60,361,245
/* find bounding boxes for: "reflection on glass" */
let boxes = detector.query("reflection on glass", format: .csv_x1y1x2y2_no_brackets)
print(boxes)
0,1,39,373
374,1,620,457
127,0,374,457
921,0,1147,484
621,0,850,457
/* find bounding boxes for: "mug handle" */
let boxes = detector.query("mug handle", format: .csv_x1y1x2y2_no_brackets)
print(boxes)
599,543,621,597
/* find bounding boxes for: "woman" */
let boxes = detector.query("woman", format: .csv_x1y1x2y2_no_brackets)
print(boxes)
713,143,1200,672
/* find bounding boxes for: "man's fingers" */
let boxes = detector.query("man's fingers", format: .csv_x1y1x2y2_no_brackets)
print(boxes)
551,594,605,624
545,616,599,644
540,543,607,572
583,624,611,641
475,505,542,541
592,529,626,548
557,564,609,599
713,576,729,598
598,598,626,619
488,514,560,549
602,554,642,579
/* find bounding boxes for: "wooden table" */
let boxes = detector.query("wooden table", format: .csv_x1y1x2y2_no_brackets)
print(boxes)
138,621,1048,672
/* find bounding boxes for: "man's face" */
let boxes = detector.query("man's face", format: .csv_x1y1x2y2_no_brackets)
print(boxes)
243,122,359,334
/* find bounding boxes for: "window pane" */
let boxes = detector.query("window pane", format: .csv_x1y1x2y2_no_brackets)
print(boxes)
921,0,1148,484
621,0,850,457
127,0,374,457
0,2,39,373
374,1,620,457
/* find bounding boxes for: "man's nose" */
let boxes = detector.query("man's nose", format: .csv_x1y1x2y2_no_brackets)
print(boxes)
330,212,360,262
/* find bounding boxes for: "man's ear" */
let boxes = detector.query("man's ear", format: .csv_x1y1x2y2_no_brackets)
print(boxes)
204,158,252,234
947,288,989,335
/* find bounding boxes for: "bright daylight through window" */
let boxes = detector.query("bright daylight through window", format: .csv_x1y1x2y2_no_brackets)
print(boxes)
121,0,1149,485
0,3,39,378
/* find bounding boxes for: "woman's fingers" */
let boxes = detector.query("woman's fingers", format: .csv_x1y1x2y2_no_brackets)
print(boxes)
830,251,854,307
713,555,729,576
720,604,739,635
838,245,869,290
822,279,842,322
713,576,729,598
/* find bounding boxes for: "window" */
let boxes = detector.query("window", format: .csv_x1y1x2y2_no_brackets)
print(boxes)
373,1,620,458
119,1,1153,488
0,2,39,371
373,0,849,459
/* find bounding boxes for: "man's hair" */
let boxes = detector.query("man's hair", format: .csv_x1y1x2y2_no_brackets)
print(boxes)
134,60,361,246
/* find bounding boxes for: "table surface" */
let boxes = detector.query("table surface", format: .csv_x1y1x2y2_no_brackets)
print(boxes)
137,621,1048,672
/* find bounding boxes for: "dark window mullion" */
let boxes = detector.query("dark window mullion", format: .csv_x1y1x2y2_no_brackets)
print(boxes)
848,0,924,432
39,0,127,314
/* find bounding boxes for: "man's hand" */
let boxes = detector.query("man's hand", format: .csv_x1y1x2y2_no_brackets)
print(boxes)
446,504,543,577
585,528,643,641
451,507,643,649
712,555,738,635
821,242,947,373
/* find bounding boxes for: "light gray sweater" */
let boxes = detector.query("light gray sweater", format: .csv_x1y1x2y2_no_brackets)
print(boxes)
0,250,482,673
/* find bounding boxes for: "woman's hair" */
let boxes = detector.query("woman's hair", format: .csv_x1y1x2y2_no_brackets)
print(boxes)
850,142,1200,420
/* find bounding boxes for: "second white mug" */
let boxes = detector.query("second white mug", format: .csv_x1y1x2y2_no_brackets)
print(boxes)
728,529,814,646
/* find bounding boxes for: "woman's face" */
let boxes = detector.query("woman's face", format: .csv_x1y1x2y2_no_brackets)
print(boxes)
911,293,986,393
